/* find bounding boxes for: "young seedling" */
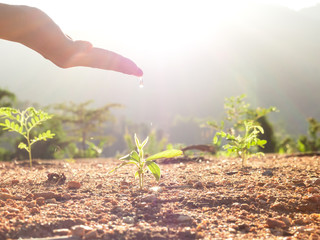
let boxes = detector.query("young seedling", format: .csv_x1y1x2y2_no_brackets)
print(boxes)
214,120,266,167
0,107,55,167
109,134,182,190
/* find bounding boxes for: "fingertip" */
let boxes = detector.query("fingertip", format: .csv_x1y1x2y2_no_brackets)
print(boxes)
136,68,143,77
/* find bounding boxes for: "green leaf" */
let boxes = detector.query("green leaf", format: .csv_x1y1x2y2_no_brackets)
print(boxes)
18,142,28,150
134,171,140,179
146,149,182,161
119,150,140,163
146,161,161,181
257,139,267,147
141,136,149,148
130,150,140,162
213,135,218,144
134,133,140,148
108,161,138,175
5,119,10,127
119,153,131,161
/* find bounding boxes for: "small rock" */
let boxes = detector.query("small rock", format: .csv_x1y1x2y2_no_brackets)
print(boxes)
240,203,250,211
0,193,21,200
305,194,320,203
11,179,19,185
33,192,56,200
270,202,288,211
226,171,238,175
193,181,204,189
47,203,58,207
308,187,319,193
36,197,45,206
292,179,306,187
71,225,93,237
7,207,20,213
62,193,72,200
46,198,57,204
85,230,99,239
232,202,241,208
140,194,157,203
293,218,310,226
1,188,10,193
278,217,291,227
123,216,134,224
30,207,40,214
266,218,287,229
262,170,273,176
53,228,70,236
25,201,37,208
67,181,82,189
149,186,163,193
313,178,320,186
177,214,193,223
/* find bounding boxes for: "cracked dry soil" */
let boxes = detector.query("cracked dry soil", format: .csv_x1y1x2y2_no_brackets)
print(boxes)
0,154,320,240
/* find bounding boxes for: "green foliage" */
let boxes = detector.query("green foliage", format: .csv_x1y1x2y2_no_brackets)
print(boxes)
109,134,183,190
208,94,277,155
0,89,16,108
297,118,320,152
0,107,55,167
214,121,267,167
53,100,121,158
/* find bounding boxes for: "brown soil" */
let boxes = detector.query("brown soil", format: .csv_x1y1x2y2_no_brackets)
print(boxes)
0,155,320,240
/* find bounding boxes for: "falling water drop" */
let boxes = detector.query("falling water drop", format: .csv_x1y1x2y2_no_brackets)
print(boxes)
139,77,144,88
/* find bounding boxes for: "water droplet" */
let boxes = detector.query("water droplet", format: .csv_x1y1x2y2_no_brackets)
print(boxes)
139,77,144,88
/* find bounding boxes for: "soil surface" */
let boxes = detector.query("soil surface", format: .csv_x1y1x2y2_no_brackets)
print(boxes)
0,154,320,240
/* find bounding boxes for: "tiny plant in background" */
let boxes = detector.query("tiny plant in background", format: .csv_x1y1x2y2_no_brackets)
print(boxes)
109,134,182,190
214,120,266,167
0,107,55,167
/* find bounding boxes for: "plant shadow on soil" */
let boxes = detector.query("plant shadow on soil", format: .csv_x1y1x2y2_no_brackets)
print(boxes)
0,154,320,239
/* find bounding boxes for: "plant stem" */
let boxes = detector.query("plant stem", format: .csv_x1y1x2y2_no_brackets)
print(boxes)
27,138,32,168
26,128,32,168
139,173,143,190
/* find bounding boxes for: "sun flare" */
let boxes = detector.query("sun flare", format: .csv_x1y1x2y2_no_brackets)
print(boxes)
26,0,247,56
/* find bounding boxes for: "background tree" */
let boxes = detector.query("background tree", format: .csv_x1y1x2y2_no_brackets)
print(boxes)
0,89,16,160
53,100,122,158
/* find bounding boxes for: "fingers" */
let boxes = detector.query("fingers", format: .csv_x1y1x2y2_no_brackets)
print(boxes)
69,47,143,77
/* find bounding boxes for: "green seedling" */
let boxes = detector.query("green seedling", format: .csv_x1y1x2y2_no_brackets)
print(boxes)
214,120,266,167
109,134,182,190
0,107,55,167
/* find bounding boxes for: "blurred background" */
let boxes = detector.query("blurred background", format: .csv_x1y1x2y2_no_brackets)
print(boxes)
0,0,320,159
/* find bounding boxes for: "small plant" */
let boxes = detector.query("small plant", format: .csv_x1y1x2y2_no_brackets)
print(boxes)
214,120,267,167
109,134,182,190
208,94,277,155
0,107,55,167
297,117,320,152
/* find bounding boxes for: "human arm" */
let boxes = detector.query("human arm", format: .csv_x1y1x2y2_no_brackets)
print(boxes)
0,3,143,76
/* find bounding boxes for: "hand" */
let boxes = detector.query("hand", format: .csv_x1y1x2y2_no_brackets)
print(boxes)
0,3,143,76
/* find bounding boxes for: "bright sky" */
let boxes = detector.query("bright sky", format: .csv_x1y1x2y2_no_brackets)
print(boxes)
3,0,320,61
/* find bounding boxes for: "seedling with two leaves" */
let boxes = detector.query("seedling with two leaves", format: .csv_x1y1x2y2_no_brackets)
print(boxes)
109,134,182,190
0,107,55,167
